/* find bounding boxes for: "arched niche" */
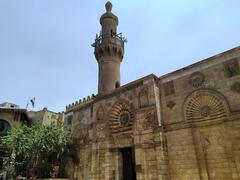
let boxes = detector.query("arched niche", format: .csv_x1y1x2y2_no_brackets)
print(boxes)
0,119,11,136
183,89,229,122
108,100,135,134
138,88,149,108
96,105,105,121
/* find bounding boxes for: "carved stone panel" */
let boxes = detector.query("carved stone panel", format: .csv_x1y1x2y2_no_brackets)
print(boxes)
163,81,175,96
138,88,149,108
96,105,105,121
184,90,228,122
166,100,176,109
119,111,131,127
108,100,134,134
136,109,157,132
231,82,240,93
95,123,106,141
144,110,158,129
224,58,240,78
72,123,88,145
201,130,224,152
188,72,205,88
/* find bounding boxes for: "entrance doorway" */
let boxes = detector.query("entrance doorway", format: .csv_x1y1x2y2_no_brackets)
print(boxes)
120,147,136,180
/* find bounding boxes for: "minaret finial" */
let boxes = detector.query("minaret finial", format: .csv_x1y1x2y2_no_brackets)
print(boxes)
105,1,112,12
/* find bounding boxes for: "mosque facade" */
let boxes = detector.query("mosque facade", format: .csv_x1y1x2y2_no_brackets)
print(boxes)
65,2,240,180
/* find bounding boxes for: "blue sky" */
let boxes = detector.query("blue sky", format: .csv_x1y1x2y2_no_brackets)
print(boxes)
1,0,240,112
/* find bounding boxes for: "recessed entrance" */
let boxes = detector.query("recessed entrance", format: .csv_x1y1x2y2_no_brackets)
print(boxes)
120,147,136,180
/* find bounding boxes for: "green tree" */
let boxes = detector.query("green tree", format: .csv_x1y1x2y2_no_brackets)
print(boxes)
1,122,70,178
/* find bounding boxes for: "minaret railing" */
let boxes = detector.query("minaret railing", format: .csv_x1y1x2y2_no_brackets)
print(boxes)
92,32,126,49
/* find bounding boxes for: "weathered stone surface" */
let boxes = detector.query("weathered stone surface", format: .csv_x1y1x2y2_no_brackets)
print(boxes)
65,2,240,180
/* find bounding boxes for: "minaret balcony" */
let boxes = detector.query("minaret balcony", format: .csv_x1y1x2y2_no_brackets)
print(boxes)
92,33,126,50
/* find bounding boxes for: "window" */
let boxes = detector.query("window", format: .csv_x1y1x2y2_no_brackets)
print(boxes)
0,119,11,135
115,81,120,88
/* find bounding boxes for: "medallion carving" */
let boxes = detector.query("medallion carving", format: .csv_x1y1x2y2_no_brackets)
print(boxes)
231,82,240,93
119,111,131,127
166,101,176,109
224,58,240,78
199,105,211,117
189,72,205,88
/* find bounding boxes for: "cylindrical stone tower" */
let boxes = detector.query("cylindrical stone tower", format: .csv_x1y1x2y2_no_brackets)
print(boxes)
92,1,126,95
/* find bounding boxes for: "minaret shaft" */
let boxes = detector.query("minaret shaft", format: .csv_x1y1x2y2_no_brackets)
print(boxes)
92,2,125,95
98,59,120,94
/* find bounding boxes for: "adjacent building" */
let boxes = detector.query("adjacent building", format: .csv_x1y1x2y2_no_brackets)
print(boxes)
0,102,29,170
0,103,64,171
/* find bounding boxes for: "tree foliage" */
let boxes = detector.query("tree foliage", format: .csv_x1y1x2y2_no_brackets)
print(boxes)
1,122,70,178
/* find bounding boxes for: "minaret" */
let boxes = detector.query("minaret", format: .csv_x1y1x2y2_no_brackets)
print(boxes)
92,2,126,95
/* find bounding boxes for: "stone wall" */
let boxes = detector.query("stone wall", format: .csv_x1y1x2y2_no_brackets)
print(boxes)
66,47,240,180
67,75,170,179
160,47,240,179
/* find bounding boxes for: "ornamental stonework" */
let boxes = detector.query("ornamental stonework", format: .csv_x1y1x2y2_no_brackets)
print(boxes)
138,88,149,108
119,110,131,127
144,110,158,129
231,82,240,93
224,58,240,78
95,123,106,141
163,81,175,96
184,90,228,122
96,105,105,121
94,44,124,60
166,100,176,109
200,130,224,152
188,72,205,88
136,109,157,132
72,123,88,145
108,100,134,134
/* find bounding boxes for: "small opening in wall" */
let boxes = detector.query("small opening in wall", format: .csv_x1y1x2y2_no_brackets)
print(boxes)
67,116,72,125
115,81,120,88
111,29,115,36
